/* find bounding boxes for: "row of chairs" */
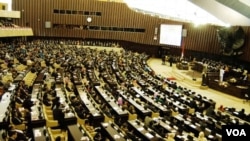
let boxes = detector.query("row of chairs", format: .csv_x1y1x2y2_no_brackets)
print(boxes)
15,64,27,72
23,71,37,87
42,105,59,128
47,128,68,141
64,86,96,140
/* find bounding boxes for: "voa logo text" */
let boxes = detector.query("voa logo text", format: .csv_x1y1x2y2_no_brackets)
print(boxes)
226,129,246,136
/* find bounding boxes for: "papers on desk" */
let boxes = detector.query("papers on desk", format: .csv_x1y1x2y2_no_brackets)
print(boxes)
138,127,144,131
113,134,121,139
67,112,74,117
34,129,42,137
31,98,37,102
80,136,89,141
113,126,118,130
145,132,154,139
171,129,177,133
55,88,61,91
32,116,39,120
102,123,109,127
208,135,213,139
190,124,196,129
31,111,38,116
8,85,16,91
233,111,239,115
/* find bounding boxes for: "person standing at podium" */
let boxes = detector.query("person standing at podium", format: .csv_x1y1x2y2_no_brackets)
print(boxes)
219,66,225,83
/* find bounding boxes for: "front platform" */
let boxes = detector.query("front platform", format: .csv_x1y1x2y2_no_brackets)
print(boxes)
170,65,202,87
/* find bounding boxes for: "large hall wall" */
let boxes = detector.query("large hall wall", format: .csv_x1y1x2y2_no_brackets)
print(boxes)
12,0,250,62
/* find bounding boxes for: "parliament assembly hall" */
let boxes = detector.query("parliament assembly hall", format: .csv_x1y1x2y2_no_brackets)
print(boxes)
0,0,250,141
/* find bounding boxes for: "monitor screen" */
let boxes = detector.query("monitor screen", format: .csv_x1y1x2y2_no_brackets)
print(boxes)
159,24,183,46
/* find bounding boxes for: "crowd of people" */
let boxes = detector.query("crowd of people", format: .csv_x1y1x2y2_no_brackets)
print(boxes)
0,19,18,28
0,38,249,141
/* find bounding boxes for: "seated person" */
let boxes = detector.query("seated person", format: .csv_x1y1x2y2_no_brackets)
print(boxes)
53,103,66,129
43,93,51,106
165,132,175,141
84,120,95,133
128,105,136,114
8,125,29,141
22,97,36,111
52,97,60,109
74,105,87,119
11,112,25,125
197,131,207,141
125,129,139,141
70,96,81,107
205,105,215,116
238,108,246,119
144,116,152,127
120,123,129,133
93,132,103,141
65,82,73,92
103,105,113,118
7,130,18,141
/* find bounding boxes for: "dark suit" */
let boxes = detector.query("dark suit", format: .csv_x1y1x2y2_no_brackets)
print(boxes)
22,99,34,111
53,107,65,129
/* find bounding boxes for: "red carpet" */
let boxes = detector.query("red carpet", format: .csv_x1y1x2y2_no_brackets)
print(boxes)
167,77,176,80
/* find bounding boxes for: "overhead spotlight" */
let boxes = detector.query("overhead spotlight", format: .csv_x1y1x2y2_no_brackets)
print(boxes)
224,23,231,28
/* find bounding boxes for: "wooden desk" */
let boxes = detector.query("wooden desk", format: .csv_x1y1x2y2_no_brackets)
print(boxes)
191,61,204,73
131,87,168,115
76,86,102,117
87,69,100,86
54,85,77,125
34,70,45,84
208,80,247,98
72,71,82,85
30,84,46,127
152,118,177,133
95,86,128,116
128,120,162,141
101,122,127,141
76,86,104,126
117,90,152,119
67,124,87,141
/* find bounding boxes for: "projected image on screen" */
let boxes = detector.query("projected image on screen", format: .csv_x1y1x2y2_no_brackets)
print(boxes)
159,24,183,46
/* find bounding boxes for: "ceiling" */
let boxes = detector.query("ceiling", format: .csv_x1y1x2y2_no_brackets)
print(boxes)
1,0,250,26
125,0,250,26
188,0,250,26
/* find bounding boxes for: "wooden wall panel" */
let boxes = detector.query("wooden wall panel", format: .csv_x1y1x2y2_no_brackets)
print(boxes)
12,0,250,62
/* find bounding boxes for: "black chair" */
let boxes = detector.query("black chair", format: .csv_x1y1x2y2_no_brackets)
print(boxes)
1,131,7,140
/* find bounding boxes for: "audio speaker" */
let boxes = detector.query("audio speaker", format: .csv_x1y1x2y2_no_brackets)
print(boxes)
182,29,187,37
154,27,158,35
45,21,51,28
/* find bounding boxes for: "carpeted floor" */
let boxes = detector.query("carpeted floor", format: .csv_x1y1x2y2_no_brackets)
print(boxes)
147,57,250,114
183,70,202,79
